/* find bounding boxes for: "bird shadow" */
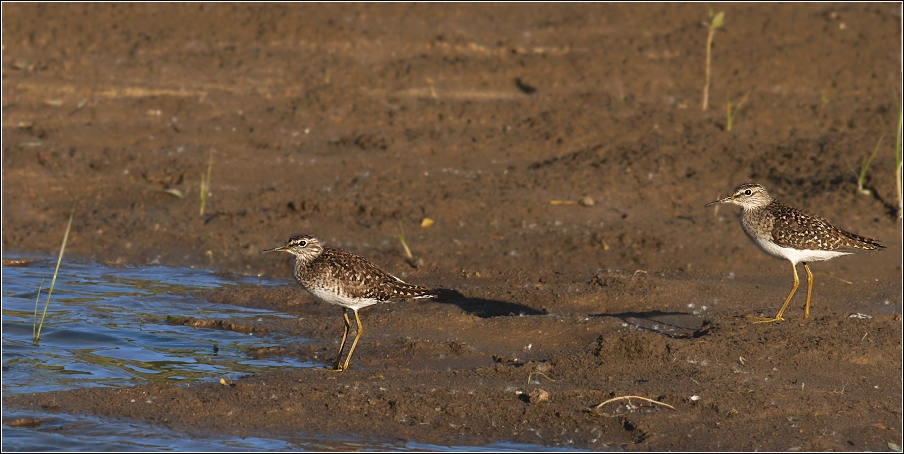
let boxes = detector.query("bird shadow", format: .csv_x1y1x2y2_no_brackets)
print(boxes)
432,288,547,318
590,310,707,339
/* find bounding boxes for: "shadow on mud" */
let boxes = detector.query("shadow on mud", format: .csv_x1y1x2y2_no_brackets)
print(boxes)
591,310,707,339
433,289,547,318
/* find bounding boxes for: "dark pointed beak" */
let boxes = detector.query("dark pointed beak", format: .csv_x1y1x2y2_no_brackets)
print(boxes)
262,245,288,253
705,195,732,207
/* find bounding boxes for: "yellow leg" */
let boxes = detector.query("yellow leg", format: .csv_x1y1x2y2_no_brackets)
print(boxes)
339,310,365,372
802,263,813,319
755,261,799,324
328,309,351,371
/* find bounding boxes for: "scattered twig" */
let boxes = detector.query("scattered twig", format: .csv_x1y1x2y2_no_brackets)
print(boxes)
594,395,677,411
527,371,557,385
813,271,852,285
398,229,413,261
550,196,595,207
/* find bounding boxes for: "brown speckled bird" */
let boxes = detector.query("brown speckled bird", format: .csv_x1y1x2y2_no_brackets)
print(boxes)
264,234,436,372
706,182,884,323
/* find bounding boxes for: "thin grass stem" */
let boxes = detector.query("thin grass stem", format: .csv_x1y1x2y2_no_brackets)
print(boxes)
200,148,215,216
895,101,903,219
701,10,724,111
856,135,884,195
31,278,45,341
34,202,75,344
726,91,750,132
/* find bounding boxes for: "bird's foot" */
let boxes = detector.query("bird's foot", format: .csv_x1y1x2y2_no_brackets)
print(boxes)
753,316,785,324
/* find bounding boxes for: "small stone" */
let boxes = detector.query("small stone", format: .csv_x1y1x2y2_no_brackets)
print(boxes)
579,196,595,207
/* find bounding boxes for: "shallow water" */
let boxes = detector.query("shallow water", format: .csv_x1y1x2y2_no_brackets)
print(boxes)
3,408,590,452
1,259,313,397
1,258,582,452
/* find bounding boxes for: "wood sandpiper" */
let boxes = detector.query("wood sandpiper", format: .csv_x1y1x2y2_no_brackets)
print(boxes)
706,182,885,323
264,234,437,371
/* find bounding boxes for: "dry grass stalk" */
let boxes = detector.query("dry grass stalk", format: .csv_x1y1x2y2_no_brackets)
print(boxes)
200,148,215,216
701,10,724,111
594,395,677,412
33,202,75,344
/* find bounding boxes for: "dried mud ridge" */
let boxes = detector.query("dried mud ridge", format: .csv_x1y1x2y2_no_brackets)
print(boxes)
167,316,266,335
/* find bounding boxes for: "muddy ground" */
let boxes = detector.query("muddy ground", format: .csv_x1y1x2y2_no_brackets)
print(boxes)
2,3,902,451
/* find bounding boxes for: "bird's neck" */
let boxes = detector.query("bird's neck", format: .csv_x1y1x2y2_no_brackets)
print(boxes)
292,249,320,274
741,199,773,214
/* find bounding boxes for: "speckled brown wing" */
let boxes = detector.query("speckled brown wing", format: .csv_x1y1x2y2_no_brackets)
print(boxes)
311,248,436,302
768,202,885,251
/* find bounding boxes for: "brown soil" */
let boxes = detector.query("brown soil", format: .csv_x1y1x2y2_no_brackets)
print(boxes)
2,3,902,450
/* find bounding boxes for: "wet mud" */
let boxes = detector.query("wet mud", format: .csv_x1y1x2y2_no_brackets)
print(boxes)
3,3,902,450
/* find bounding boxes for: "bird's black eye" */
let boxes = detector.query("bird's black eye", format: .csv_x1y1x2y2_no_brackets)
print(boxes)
744,189,752,195
298,240,307,247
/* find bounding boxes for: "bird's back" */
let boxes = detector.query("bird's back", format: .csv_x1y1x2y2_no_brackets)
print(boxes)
766,201,885,251
296,247,436,306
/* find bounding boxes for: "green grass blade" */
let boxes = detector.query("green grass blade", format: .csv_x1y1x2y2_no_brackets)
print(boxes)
726,98,732,131
711,11,724,29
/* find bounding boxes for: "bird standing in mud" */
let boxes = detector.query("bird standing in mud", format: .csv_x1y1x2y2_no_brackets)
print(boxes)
263,234,436,372
706,182,884,323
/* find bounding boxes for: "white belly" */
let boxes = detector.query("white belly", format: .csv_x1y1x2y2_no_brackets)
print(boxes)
307,286,380,311
754,238,851,264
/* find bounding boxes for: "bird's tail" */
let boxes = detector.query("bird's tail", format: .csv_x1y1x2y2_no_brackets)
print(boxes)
841,229,885,250
390,281,437,299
